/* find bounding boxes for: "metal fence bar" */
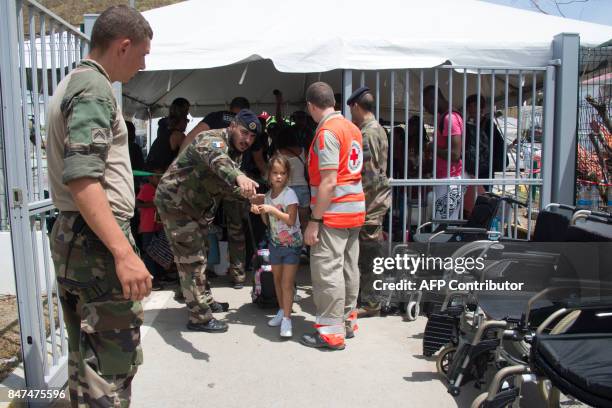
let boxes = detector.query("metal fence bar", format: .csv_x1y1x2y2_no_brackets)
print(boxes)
28,5,52,378
475,70,481,192
66,32,73,77
441,64,548,71
29,7,44,201
489,74,495,180
17,2,34,202
38,13,60,367
58,27,65,80
30,217,48,376
432,69,439,222
388,71,395,250
40,15,50,109
502,71,509,236
403,70,409,242
50,22,58,93
514,70,523,239
390,178,543,186
527,71,537,237
541,65,556,208
418,70,424,228
0,0,47,389
445,70,453,219
460,69,467,217
375,71,380,121
389,71,395,184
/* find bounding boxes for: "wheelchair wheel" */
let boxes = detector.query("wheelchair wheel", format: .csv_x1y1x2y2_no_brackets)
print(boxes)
436,344,456,378
405,301,420,321
470,392,488,408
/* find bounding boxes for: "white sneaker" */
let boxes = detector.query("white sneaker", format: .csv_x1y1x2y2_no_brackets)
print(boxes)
268,309,284,327
280,318,292,338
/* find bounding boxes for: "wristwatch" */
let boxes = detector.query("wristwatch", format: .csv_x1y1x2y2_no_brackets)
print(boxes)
310,217,323,224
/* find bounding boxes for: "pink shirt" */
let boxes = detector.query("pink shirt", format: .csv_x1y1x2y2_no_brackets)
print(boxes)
436,112,463,178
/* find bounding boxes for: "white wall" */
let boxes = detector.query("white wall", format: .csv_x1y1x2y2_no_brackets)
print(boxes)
0,231,55,295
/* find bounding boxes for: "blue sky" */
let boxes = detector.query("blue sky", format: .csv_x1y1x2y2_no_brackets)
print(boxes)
482,0,612,26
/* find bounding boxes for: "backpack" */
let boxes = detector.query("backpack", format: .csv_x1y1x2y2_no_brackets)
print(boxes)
248,216,278,308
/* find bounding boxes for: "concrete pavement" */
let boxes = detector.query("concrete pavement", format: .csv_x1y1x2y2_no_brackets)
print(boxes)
131,268,480,408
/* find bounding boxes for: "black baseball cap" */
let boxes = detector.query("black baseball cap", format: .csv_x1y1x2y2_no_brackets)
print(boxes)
347,86,370,106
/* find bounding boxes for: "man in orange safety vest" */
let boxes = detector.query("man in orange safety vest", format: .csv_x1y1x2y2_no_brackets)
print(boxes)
300,82,365,351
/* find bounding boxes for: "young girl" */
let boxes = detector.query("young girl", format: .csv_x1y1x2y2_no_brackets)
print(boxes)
251,155,302,338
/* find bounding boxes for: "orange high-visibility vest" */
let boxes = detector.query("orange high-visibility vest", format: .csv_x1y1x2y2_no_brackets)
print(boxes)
308,115,366,229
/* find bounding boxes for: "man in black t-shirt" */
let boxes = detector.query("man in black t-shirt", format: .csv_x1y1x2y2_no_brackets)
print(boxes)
182,96,249,148
147,97,190,170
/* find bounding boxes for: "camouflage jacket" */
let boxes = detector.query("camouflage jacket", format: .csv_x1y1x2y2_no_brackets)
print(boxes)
361,118,391,224
155,128,245,220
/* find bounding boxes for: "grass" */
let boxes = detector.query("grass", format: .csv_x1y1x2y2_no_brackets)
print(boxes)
0,294,60,383
23,0,184,37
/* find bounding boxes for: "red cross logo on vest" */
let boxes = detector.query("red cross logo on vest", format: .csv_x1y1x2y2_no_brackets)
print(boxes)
347,140,363,174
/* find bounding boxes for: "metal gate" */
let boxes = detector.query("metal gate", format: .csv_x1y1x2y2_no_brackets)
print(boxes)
0,0,89,393
341,64,555,245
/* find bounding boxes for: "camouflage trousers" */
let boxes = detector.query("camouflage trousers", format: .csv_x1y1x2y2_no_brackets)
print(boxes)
358,224,385,310
157,209,215,324
223,198,246,284
50,212,143,408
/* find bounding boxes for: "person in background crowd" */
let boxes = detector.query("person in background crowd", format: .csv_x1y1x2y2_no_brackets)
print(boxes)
464,95,490,216
127,120,145,174
463,95,508,217
46,5,152,405
291,110,315,152
423,86,464,220
391,126,406,179
136,167,166,290
276,126,310,239
182,96,251,148
301,82,365,351
127,120,145,249
347,86,391,319
146,97,190,170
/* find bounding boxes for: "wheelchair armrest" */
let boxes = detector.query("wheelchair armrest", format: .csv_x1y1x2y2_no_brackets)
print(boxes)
431,219,469,225
445,226,488,235
499,196,527,207
544,203,576,212
416,219,468,234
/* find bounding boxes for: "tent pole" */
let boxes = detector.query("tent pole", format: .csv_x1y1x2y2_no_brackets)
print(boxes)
551,33,579,206
343,69,352,120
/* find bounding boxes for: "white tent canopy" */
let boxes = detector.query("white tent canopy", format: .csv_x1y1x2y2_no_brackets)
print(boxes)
123,0,612,118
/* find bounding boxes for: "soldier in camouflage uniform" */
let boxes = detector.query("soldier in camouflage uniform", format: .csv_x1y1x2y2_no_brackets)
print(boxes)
347,87,391,317
183,97,252,288
155,109,261,332
46,6,153,407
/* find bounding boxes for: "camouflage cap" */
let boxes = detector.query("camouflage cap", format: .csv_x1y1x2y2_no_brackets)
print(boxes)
235,109,262,135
